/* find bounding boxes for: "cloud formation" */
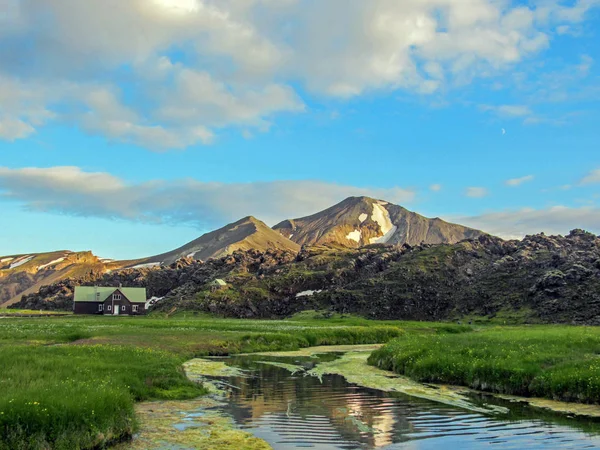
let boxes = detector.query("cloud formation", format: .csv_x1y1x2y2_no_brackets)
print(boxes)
0,0,597,149
2,166,598,240
0,166,415,228
505,175,534,186
581,168,600,185
480,104,533,118
456,206,600,239
465,187,489,198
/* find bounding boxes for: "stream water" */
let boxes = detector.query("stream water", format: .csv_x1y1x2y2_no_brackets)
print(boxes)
200,353,600,449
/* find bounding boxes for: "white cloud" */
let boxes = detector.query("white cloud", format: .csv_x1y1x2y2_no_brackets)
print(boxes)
455,205,600,239
0,0,597,149
0,166,416,228
465,187,488,198
480,104,533,117
429,184,442,192
505,175,534,186
580,169,600,185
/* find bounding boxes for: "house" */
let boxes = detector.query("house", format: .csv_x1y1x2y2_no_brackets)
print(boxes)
73,286,148,315
209,279,227,292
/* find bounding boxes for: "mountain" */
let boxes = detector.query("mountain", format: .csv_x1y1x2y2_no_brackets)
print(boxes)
0,250,125,308
0,216,299,307
273,196,484,248
135,216,300,267
17,229,600,325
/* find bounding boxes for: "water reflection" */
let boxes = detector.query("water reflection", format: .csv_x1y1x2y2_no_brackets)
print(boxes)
210,355,600,449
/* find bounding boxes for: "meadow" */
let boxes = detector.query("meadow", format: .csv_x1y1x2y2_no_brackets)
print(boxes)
369,325,600,404
5,313,600,449
0,312,423,449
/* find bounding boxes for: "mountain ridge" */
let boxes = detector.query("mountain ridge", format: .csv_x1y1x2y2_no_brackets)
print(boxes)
15,229,600,326
1,196,484,307
273,196,484,247
134,215,300,267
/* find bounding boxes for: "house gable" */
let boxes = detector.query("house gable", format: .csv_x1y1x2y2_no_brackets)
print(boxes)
74,286,147,303
73,286,147,315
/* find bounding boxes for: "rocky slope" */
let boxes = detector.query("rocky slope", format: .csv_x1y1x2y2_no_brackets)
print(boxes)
1,216,299,306
0,251,124,307
16,229,600,325
273,196,483,248
134,216,300,267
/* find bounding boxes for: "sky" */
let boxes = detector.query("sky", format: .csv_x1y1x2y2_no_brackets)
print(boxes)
1,0,600,260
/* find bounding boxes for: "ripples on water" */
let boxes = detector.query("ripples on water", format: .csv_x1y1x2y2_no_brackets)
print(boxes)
211,355,600,449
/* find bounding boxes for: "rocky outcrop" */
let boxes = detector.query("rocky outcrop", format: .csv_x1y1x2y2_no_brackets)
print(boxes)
0,250,113,307
13,229,600,325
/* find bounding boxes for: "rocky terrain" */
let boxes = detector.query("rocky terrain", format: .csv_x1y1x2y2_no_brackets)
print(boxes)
0,251,124,308
1,216,298,305
273,196,483,247
15,229,600,325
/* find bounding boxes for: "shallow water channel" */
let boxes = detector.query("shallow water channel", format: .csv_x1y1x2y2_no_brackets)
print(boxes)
191,351,600,449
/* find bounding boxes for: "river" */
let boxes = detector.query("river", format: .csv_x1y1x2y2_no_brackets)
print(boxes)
183,350,600,449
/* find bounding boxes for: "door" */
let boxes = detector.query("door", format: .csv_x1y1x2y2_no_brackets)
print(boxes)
113,304,119,315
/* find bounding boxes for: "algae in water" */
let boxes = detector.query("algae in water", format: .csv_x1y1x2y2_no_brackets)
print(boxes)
306,351,509,415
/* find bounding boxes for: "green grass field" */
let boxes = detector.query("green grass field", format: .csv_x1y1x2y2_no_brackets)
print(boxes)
0,312,429,450
369,325,600,404
5,313,600,449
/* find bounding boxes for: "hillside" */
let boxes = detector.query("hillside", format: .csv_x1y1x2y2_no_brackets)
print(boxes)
135,216,300,267
0,251,122,307
16,229,600,325
273,196,483,248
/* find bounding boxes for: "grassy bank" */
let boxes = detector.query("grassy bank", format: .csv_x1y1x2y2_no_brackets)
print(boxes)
0,313,434,449
0,345,204,450
369,326,600,404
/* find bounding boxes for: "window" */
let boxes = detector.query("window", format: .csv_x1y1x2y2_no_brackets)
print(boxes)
107,305,112,311
132,305,138,312
113,293,121,301
121,305,126,312
98,304,103,312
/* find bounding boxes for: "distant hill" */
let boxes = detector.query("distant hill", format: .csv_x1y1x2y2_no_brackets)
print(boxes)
273,196,484,247
0,251,128,307
134,216,300,267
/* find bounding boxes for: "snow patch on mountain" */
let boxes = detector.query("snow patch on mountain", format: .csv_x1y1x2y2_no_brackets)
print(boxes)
186,252,197,258
346,229,362,243
296,290,322,297
130,262,161,269
38,257,66,270
0,258,13,263
9,256,34,269
358,213,368,223
369,202,397,244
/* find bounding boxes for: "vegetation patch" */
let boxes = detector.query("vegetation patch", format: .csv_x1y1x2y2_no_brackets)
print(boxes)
0,344,205,450
369,326,600,404
305,351,508,415
114,398,271,450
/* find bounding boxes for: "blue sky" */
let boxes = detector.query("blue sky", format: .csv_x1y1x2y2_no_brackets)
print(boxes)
1,0,600,259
